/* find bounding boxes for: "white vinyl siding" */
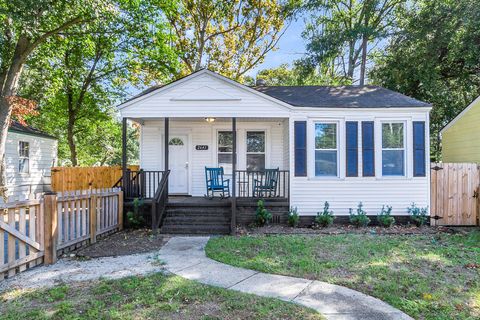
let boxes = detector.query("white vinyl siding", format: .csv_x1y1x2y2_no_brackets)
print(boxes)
140,119,286,196
3,131,57,200
290,108,430,216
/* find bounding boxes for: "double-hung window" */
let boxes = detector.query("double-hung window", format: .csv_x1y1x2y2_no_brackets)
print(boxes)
217,131,233,174
314,123,338,176
246,131,265,171
381,122,405,176
18,141,29,174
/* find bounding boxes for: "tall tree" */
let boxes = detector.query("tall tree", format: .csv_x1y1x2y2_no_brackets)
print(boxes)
0,0,112,196
254,62,348,86
164,0,299,81
22,1,178,166
370,0,480,160
302,0,405,84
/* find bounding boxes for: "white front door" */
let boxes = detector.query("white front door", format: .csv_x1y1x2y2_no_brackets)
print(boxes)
168,135,189,194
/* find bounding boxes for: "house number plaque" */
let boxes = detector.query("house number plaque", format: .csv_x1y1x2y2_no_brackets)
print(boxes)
195,145,209,150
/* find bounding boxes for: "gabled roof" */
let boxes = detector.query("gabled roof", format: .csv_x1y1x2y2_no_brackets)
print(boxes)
9,121,57,140
119,69,431,110
253,85,431,108
440,95,480,134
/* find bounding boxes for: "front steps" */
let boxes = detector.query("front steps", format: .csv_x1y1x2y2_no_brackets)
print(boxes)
160,201,231,234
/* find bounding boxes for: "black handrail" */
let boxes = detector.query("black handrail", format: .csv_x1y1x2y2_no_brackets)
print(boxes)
152,170,170,231
117,170,164,199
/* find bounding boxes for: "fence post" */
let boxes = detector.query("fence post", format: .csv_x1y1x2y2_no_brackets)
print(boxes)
90,193,97,243
43,192,58,265
118,190,124,230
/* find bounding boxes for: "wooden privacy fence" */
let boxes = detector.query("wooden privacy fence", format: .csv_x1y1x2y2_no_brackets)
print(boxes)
431,163,480,226
1,188,123,280
51,165,139,192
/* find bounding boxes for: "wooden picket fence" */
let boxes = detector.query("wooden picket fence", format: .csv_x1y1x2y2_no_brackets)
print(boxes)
431,163,480,226
1,188,123,280
51,165,139,192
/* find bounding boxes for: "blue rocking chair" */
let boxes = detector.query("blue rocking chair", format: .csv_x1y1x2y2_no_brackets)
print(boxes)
253,168,279,198
205,167,230,198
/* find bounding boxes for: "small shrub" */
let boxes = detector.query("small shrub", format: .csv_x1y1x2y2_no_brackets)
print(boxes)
288,207,300,227
349,202,370,227
255,200,272,226
407,203,429,227
377,205,395,227
314,201,335,227
127,197,145,228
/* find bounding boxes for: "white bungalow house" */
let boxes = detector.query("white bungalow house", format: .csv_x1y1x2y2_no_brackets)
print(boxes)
118,69,431,232
4,121,57,200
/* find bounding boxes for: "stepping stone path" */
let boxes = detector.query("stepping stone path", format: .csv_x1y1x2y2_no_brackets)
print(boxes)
159,237,413,320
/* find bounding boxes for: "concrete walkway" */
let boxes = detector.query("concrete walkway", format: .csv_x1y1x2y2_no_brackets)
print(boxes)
159,237,413,320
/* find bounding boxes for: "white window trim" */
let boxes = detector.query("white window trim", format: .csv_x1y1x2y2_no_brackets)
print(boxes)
246,130,266,171
18,141,30,175
213,125,272,172
216,130,234,174
308,119,344,179
376,119,409,179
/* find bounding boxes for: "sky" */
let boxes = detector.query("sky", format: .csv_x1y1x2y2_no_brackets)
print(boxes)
246,18,307,77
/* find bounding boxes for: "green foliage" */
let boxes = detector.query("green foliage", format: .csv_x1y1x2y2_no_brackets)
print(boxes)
349,202,370,227
126,198,145,228
21,0,178,166
314,201,335,227
254,62,346,86
255,200,272,227
370,0,480,160
377,205,395,228
165,0,298,82
302,0,406,83
407,203,428,227
287,206,300,227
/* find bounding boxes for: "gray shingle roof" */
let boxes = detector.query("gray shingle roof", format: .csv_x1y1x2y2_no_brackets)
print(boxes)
253,85,431,108
9,121,57,139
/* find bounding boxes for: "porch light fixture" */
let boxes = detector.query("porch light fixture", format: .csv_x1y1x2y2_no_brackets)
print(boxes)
205,117,216,123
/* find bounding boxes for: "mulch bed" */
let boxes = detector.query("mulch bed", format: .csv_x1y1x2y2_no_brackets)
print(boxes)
235,224,476,236
74,229,170,258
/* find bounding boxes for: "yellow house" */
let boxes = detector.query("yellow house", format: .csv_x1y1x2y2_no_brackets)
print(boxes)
441,96,480,163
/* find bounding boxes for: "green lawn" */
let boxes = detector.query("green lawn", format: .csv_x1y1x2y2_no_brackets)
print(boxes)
0,273,322,320
206,231,480,320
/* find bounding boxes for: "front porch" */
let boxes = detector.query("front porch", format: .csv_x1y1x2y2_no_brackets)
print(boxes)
118,117,291,234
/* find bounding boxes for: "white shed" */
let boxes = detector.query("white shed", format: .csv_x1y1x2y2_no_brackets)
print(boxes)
4,121,57,200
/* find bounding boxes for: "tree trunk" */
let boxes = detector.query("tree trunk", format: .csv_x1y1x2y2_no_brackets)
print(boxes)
0,96,13,200
359,35,368,85
67,122,78,167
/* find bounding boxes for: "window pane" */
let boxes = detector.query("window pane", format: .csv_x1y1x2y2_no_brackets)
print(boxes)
247,131,265,153
382,123,404,148
19,141,29,157
218,154,232,174
218,131,232,149
315,150,337,176
19,158,29,173
382,150,404,176
315,123,336,149
247,154,265,171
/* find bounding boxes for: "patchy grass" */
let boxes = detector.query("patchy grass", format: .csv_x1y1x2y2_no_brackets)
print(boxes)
206,231,480,320
0,273,323,320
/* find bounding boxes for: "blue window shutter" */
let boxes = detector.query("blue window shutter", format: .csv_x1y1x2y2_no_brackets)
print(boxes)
294,121,307,177
362,121,375,176
413,121,426,177
346,121,358,177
